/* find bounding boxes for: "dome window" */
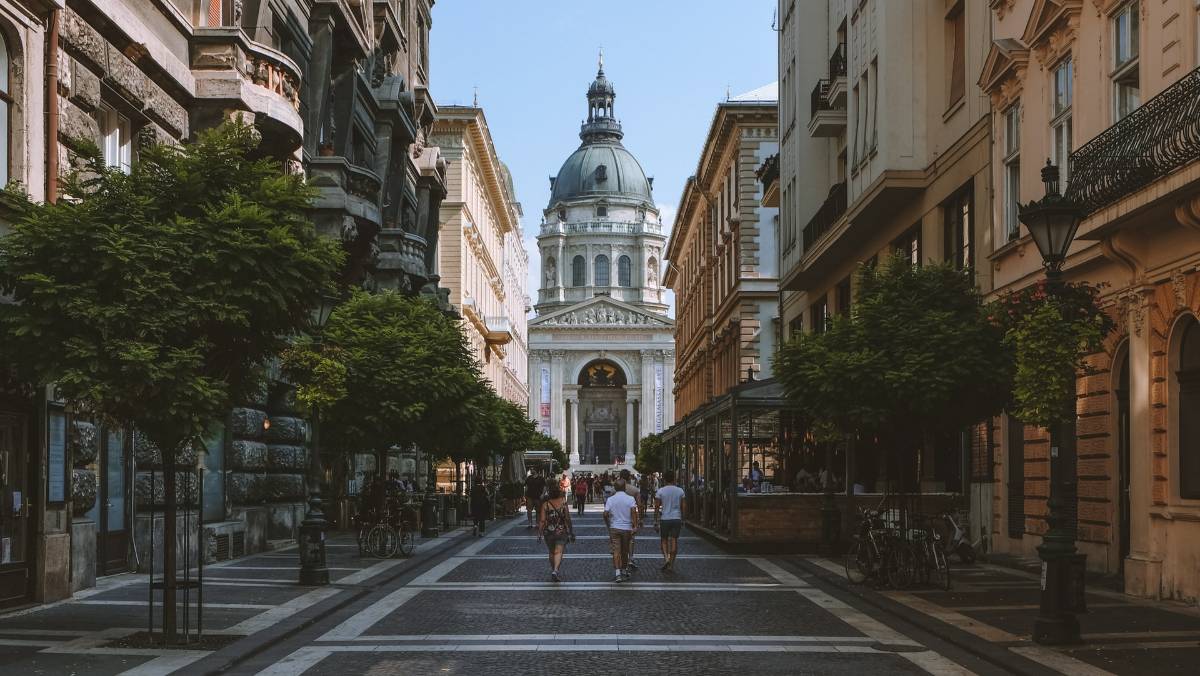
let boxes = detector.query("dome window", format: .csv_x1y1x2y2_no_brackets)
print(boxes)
596,205,608,218
558,208,567,222
637,208,646,221
595,164,608,182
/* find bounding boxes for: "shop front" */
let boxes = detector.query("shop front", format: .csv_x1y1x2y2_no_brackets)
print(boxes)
0,398,33,608
662,379,968,549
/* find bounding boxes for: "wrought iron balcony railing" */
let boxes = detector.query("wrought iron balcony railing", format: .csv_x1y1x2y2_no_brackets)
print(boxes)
811,80,833,119
802,181,848,252
829,43,847,80
1066,65,1200,215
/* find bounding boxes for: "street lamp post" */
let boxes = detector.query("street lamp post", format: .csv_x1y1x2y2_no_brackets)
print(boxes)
1018,160,1086,644
298,295,338,586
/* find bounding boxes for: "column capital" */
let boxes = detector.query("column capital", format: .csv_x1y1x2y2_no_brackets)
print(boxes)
639,349,655,358
551,350,566,360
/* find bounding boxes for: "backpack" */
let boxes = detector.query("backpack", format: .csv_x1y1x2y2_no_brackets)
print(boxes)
543,504,568,537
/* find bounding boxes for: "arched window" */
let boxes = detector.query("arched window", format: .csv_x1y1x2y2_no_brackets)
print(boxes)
1178,316,1200,498
0,30,10,187
572,255,586,286
618,255,631,287
594,255,610,286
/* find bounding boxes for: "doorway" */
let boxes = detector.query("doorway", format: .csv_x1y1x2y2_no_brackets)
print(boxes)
593,431,611,464
97,430,129,575
0,409,31,608
1116,351,1131,571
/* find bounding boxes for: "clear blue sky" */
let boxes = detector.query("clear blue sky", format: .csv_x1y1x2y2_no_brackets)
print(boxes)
430,1,778,315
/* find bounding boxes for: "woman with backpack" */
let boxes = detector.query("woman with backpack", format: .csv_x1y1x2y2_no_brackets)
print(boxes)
537,485,576,582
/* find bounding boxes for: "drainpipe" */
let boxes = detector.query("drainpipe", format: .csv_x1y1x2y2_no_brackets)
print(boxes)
46,8,60,203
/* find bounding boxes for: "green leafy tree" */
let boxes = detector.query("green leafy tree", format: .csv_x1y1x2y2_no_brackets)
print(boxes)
776,256,1012,485
635,433,665,475
989,279,1114,428
0,122,342,638
282,289,482,464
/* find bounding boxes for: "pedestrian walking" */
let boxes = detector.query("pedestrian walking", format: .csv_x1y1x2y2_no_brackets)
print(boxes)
654,469,687,572
604,478,639,582
619,469,641,571
469,480,490,536
573,475,588,515
525,472,546,528
538,485,575,581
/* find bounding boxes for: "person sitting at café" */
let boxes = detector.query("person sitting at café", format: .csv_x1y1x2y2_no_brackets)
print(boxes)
738,476,755,493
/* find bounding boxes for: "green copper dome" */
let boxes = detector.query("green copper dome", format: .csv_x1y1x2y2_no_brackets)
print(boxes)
549,62,653,207
550,142,653,206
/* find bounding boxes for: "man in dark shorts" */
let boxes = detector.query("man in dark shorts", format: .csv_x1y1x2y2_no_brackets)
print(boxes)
654,470,687,572
525,472,546,529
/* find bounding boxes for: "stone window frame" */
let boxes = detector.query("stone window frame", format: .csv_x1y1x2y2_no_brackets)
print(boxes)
617,255,631,287
99,103,132,173
0,19,26,194
571,254,586,287
1002,103,1021,241
593,254,610,287
1109,0,1141,122
1050,56,1074,186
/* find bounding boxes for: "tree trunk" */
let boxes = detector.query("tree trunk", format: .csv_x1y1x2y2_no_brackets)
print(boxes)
152,434,183,642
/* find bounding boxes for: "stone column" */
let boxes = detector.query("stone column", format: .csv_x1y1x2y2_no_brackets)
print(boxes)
626,399,637,460
551,351,565,446
1124,289,1160,596
640,350,656,437
570,396,581,467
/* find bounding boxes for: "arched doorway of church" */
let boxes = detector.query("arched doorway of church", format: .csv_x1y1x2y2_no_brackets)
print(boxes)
576,359,634,466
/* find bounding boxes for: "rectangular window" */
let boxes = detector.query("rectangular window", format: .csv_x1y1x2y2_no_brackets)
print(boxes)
944,187,973,270
100,105,132,173
869,59,878,152
811,295,830,334
1112,1,1140,120
893,224,921,266
851,84,861,166
1003,105,1021,241
836,277,852,316
1051,59,1073,185
947,2,966,106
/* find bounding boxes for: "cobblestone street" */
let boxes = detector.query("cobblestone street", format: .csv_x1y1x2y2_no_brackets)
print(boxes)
3,505,1200,674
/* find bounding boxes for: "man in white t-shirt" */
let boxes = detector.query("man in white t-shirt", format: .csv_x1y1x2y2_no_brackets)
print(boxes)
654,469,687,572
604,479,639,582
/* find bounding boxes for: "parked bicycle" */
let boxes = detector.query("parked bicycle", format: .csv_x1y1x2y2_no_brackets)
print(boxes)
844,499,952,590
354,490,417,559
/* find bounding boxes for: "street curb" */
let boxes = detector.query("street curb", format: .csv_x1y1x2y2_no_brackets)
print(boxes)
186,521,500,676
780,556,1057,676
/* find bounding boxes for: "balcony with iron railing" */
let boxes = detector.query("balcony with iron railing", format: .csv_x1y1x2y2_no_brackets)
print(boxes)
802,181,848,252
808,80,846,138
1066,65,1200,218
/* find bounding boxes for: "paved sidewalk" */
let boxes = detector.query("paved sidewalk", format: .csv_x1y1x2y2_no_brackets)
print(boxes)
794,555,1200,675
0,524,473,675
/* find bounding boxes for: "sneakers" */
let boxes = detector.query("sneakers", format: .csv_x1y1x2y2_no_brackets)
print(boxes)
626,560,638,571
614,573,629,583
551,570,560,582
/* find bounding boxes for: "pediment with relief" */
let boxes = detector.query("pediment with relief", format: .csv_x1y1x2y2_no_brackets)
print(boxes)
531,297,674,328
1022,0,1082,66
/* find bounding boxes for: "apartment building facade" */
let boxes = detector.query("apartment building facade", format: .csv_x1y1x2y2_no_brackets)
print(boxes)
981,0,1200,602
666,86,779,422
432,105,530,409
0,0,445,610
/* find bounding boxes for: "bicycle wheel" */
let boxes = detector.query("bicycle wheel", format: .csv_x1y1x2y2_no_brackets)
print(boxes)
367,525,399,559
886,542,917,590
356,526,369,556
844,540,871,584
397,527,416,557
932,546,952,590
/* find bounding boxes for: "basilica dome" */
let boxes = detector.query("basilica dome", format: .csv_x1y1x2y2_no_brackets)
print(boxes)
548,60,653,208
550,143,653,205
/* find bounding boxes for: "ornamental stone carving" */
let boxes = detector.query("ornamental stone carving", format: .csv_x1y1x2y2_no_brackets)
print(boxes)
541,304,663,326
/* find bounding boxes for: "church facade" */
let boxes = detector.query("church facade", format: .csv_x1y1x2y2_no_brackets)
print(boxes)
528,61,675,469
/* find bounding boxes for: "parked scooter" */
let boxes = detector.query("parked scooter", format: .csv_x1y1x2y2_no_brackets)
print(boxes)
940,511,978,564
